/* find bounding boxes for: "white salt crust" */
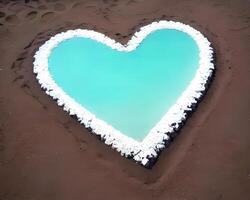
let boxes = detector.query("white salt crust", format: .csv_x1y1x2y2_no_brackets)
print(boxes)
33,20,214,167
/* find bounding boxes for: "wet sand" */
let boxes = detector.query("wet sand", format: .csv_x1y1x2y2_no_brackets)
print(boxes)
0,0,250,199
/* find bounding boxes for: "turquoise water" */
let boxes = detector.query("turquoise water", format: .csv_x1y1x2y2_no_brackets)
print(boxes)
48,29,199,141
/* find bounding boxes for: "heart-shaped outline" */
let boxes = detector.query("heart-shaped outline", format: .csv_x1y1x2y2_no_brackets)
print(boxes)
33,20,214,167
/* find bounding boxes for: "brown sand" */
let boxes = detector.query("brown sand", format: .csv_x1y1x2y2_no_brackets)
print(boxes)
0,0,250,199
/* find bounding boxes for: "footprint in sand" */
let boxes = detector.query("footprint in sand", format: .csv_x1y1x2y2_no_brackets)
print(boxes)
0,1,8,9
41,11,54,20
38,5,47,10
79,141,88,151
53,3,66,11
12,75,24,83
8,3,31,13
0,11,6,18
17,51,28,61
5,14,20,25
72,2,86,9
25,11,38,20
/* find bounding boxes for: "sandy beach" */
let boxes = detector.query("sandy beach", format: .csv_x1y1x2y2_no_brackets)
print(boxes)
0,0,250,199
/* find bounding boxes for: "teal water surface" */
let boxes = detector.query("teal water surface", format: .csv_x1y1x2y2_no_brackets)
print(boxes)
48,29,199,141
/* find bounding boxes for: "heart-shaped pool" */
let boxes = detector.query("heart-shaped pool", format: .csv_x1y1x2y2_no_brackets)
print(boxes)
34,21,214,167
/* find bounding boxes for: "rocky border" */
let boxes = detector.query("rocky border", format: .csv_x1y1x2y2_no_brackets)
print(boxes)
33,20,214,168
